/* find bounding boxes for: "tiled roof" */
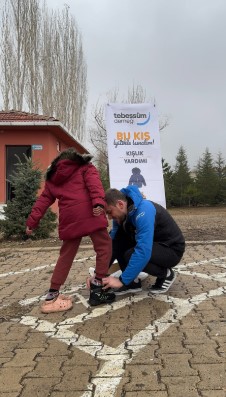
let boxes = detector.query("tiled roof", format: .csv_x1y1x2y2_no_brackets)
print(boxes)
0,110,59,122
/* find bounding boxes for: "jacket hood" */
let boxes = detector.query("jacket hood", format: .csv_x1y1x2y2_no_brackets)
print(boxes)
46,148,93,181
120,185,143,209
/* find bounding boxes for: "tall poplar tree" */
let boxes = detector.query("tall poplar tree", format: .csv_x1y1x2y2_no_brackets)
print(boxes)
0,0,87,141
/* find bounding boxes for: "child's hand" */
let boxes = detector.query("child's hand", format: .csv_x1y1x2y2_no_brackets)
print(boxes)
26,226,33,235
86,276,95,289
93,206,104,216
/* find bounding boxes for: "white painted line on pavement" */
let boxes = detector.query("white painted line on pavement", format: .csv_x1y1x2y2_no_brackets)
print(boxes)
178,270,226,282
82,286,226,397
0,255,224,312
0,264,55,278
177,256,226,270
0,256,95,279
1,255,225,280
186,240,226,244
6,254,226,397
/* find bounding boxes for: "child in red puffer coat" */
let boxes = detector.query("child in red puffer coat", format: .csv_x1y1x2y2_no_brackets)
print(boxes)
26,148,115,312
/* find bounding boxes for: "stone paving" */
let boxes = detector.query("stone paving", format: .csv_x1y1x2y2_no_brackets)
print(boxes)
0,242,225,397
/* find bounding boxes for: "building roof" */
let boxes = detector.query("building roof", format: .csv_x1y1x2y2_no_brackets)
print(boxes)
0,110,89,154
0,110,58,122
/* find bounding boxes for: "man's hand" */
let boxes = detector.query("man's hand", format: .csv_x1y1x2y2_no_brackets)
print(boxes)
102,276,123,290
93,206,104,216
26,226,33,235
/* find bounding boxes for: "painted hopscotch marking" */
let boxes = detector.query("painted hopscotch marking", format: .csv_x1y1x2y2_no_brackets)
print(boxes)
1,254,226,396
0,255,96,279
18,285,226,397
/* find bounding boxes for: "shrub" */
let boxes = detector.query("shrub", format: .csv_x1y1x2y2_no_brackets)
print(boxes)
0,155,57,240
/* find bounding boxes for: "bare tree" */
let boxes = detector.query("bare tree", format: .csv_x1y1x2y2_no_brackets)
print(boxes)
0,1,11,109
25,0,40,113
90,102,107,167
0,0,87,142
0,0,31,109
127,84,147,103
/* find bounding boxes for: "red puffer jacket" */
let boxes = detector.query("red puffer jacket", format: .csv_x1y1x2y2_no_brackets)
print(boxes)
26,159,108,240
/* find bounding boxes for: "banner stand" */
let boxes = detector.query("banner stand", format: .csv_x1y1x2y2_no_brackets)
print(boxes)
105,103,166,208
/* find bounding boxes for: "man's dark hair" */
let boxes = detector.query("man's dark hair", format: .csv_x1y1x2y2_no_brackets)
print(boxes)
105,188,127,205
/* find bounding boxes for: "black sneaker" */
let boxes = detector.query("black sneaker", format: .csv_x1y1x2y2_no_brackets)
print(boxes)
149,269,176,294
89,283,115,306
114,280,142,296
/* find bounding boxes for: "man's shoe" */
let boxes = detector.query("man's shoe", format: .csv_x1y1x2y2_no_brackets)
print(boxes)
149,269,176,294
89,267,149,281
114,280,142,296
110,269,149,281
89,283,115,306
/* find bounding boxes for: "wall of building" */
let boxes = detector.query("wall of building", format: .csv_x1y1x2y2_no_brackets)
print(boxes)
0,127,80,215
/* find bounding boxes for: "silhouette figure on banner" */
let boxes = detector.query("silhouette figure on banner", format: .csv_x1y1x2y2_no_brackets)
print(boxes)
129,167,146,188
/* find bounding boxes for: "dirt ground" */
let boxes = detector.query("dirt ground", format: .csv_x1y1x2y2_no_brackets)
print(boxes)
169,206,226,241
0,206,225,249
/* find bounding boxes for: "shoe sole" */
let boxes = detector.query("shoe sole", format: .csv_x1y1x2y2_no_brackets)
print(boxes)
114,288,142,296
149,273,176,294
88,298,115,306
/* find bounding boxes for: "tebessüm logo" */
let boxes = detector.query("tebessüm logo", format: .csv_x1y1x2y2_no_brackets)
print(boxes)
114,112,151,126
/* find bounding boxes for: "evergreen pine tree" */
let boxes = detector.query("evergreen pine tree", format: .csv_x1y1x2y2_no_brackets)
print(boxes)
215,152,226,204
172,146,193,206
195,148,218,205
0,155,57,239
162,158,174,207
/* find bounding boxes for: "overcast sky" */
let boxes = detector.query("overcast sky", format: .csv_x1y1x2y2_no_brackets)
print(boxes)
48,0,226,168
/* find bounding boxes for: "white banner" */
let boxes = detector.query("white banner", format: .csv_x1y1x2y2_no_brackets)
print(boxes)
105,103,166,208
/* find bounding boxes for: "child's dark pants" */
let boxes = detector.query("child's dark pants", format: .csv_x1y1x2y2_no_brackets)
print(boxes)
50,228,112,290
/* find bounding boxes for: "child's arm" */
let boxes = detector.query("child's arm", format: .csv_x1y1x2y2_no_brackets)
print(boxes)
26,184,55,230
83,164,106,208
